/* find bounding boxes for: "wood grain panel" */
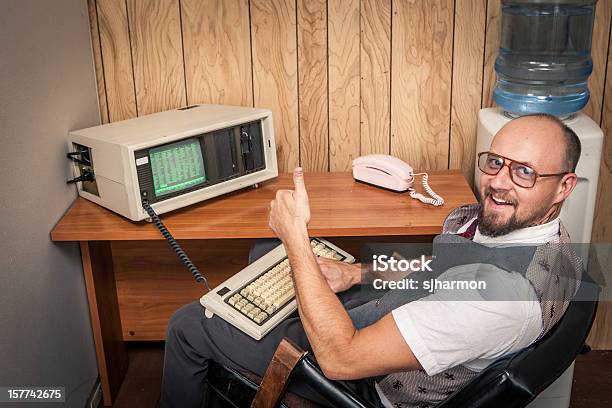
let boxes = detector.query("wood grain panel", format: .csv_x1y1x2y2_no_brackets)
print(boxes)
328,0,360,171
584,0,612,124
587,21,612,350
587,286,612,350
360,0,391,155
251,0,299,172
450,0,487,185
592,34,612,244
297,0,328,171
585,244,612,349
97,0,137,121
87,0,109,124
113,239,254,340
390,0,453,170
481,0,501,108
127,0,186,115
181,0,253,107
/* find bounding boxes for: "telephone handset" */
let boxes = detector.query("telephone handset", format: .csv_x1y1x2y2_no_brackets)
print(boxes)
352,154,444,206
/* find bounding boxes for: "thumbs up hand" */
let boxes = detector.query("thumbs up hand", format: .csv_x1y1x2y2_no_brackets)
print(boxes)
292,167,311,224
268,168,311,244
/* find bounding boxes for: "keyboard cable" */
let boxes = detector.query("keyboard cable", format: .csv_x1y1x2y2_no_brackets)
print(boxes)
142,200,211,292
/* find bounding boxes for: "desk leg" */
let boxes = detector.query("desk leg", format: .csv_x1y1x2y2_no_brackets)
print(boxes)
80,241,128,406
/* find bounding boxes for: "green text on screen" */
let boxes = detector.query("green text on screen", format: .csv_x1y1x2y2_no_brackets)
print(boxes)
150,138,206,197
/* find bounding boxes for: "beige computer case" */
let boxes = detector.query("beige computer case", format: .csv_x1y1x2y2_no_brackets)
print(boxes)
68,104,277,221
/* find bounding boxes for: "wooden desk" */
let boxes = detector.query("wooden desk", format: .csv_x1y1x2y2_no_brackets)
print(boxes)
51,170,476,405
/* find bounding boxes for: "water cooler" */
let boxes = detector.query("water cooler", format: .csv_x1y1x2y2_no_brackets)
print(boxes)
475,1,604,406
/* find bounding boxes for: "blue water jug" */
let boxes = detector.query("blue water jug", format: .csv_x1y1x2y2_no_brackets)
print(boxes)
494,0,596,117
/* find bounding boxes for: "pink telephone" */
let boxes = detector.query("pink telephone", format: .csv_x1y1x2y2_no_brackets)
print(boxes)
352,154,444,206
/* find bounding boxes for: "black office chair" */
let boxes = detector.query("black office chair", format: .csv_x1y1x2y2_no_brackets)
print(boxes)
205,243,600,408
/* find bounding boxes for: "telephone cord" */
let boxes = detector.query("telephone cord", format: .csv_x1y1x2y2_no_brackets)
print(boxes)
142,201,211,291
409,173,445,206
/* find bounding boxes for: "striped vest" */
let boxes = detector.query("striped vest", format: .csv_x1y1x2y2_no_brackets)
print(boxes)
377,204,582,407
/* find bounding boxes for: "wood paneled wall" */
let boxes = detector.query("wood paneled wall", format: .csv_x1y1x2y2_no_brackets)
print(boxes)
87,0,612,348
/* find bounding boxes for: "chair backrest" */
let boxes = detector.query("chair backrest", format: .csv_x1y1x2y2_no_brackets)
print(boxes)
437,273,600,408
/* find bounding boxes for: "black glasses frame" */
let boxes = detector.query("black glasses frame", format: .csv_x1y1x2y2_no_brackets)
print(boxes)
477,151,570,188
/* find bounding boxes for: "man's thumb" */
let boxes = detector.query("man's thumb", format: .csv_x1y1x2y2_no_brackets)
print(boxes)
293,167,307,198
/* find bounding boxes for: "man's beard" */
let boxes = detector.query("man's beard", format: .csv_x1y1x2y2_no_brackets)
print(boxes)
477,188,550,238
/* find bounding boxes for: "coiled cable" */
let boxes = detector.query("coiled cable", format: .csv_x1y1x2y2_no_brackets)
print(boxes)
142,201,211,291
409,173,445,206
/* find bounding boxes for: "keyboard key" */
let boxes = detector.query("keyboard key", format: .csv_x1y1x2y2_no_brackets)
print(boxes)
254,312,267,324
273,288,295,308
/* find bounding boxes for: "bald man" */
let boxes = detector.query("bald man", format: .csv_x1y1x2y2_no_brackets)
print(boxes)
160,114,583,408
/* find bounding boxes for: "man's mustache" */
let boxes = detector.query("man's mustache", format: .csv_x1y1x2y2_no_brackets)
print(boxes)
483,187,518,206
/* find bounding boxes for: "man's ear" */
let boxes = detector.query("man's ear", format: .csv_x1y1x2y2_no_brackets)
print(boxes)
553,173,578,204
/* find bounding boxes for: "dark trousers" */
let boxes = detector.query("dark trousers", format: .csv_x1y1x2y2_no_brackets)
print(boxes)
160,240,433,408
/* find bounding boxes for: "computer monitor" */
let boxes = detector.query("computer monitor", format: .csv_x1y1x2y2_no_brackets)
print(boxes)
149,138,207,197
68,104,277,221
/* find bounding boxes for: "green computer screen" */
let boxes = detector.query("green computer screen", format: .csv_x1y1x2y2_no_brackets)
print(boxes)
150,138,206,197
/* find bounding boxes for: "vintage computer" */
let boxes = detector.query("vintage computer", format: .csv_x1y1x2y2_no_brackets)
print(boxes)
67,104,278,221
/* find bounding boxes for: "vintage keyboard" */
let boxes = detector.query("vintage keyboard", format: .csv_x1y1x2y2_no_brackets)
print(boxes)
200,238,355,340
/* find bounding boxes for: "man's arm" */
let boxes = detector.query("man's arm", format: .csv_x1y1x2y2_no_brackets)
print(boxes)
287,232,421,379
315,257,361,292
268,168,422,380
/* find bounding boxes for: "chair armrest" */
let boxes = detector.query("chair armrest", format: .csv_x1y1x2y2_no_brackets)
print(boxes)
293,356,377,408
251,338,307,408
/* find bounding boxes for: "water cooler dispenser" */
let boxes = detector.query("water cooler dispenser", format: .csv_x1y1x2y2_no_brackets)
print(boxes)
475,1,603,406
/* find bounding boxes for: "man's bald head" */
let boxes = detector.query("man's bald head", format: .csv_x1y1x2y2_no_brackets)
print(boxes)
518,114,581,172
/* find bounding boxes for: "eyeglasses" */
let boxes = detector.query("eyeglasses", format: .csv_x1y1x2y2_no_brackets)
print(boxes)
477,152,569,188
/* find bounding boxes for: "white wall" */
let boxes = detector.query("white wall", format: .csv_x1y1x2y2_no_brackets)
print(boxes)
0,0,100,406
